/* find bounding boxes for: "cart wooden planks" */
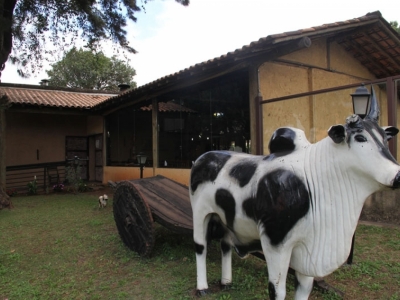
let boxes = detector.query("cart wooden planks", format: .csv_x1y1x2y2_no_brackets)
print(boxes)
113,175,192,257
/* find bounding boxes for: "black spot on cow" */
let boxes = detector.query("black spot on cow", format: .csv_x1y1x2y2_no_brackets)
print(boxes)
229,161,257,187
362,120,398,164
215,189,236,229
268,282,276,300
220,240,231,255
190,151,231,193
294,273,300,291
195,243,204,255
206,215,227,241
242,169,310,246
269,128,296,154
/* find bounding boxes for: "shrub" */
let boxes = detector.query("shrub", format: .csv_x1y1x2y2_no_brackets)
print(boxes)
53,183,65,193
27,176,38,195
65,157,90,193
78,180,89,192
6,188,18,197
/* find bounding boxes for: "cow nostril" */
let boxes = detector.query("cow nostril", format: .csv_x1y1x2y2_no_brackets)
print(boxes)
393,172,400,189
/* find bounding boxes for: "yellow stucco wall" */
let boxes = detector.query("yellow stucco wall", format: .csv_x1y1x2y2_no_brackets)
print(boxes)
6,111,88,166
154,168,191,186
87,116,103,135
329,41,374,79
259,63,310,152
260,38,377,152
280,39,374,80
280,39,327,69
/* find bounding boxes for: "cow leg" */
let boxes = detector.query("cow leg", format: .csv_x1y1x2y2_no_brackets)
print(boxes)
294,271,313,300
193,213,212,294
261,237,291,300
220,239,232,287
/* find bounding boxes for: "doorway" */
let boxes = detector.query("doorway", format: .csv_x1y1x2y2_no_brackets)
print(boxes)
88,134,103,182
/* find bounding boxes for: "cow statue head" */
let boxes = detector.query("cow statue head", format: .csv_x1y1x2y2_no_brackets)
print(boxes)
327,86,400,189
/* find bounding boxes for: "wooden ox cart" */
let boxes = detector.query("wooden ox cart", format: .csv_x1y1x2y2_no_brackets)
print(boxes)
112,175,193,257
111,175,343,297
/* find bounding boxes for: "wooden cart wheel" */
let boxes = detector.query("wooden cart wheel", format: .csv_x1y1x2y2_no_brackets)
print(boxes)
113,181,155,257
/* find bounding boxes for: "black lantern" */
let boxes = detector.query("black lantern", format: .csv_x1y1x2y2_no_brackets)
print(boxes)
351,84,371,119
137,153,147,178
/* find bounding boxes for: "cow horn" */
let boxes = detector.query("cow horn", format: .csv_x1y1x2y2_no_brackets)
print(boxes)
346,114,363,128
365,86,379,122
346,115,361,127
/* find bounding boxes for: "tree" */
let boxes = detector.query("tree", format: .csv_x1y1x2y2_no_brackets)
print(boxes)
0,0,189,79
390,21,400,34
46,47,137,91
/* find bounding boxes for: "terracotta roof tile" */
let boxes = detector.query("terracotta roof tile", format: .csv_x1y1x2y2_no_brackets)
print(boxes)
0,85,117,109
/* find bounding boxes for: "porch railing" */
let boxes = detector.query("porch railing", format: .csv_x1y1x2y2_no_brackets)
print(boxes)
6,161,66,194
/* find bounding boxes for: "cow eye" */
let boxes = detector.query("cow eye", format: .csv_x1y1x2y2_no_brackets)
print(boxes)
354,135,367,142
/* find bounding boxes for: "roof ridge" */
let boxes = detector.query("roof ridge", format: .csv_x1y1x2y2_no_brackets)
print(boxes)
0,82,119,95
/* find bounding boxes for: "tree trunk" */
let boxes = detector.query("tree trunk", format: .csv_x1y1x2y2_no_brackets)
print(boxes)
0,96,11,209
0,101,10,210
0,187,11,210
0,0,16,209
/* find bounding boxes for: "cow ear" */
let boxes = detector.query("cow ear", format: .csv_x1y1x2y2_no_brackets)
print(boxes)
328,125,346,144
383,126,399,141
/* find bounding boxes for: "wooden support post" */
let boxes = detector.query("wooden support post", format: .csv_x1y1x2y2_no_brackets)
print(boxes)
152,98,158,173
387,78,397,159
249,63,263,155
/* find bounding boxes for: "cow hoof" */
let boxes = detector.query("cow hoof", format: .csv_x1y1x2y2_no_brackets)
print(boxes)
196,289,209,297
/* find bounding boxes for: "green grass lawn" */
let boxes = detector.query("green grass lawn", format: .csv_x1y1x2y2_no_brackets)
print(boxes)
0,193,399,300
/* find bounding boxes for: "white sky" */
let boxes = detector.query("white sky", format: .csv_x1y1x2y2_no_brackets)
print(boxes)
2,0,399,87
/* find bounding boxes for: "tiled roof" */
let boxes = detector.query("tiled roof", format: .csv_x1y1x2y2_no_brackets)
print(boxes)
0,84,117,109
140,101,196,113
94,11,400,111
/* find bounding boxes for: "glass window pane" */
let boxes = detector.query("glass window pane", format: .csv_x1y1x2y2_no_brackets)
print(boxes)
105,104,152,166
158,70,250,168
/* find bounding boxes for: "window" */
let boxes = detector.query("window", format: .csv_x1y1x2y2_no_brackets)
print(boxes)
105,70,250,169
158,71,250,168
105,105,152,166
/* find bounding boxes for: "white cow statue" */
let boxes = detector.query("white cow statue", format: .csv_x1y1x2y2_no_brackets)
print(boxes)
189,88,400,299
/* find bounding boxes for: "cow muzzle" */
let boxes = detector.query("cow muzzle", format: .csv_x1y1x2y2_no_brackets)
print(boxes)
393,171,400,189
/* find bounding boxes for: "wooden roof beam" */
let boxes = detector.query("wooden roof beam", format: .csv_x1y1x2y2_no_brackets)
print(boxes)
361,34,400,72
343,36,391,77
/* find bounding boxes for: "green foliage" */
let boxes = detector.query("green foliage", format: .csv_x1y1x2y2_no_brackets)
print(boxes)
26,176,38,195
6,188,17,197
52,183,64,193
65,157,84,194
78,179,89,192
65,158,92,193
4,0,189,78
65,165,79,194
46,47,137,91
390,21,400,33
